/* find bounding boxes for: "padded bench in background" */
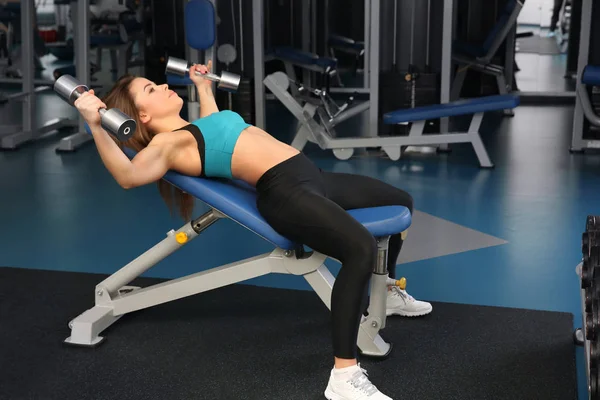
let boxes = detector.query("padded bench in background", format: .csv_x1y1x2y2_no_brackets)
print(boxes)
383,94,520,124
582,65,600,86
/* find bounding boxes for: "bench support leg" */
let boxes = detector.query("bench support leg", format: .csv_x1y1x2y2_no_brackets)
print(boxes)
496,74,514,117
468,112,493,168
63,210,394,357
358,236,393,358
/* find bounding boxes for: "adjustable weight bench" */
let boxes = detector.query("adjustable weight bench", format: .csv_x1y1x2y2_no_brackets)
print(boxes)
64,126,412,359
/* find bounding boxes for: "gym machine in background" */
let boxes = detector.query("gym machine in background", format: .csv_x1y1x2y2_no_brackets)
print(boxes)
570,0,600,153
0,0,74,150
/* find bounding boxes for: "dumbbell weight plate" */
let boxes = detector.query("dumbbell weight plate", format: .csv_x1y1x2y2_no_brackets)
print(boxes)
592,369,598,400
100,108,136,141
591,337,600,368
587,309,597,342
585,232,600,258
586,284,600,313
588,216,600,233
583,254,593,288
218,71,241,93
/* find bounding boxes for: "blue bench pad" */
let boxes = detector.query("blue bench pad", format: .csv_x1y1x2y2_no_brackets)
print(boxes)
583,65,600,86
383,94,520,125
270,46,337,70
83,124,411,250
164,171,412,250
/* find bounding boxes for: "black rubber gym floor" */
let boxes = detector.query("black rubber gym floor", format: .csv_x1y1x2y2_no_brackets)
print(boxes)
0,267,577,400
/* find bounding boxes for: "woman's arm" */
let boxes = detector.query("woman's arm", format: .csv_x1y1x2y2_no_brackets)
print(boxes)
198,83,219,118
75,90,173,189
91,125,173,189
189,61,219,117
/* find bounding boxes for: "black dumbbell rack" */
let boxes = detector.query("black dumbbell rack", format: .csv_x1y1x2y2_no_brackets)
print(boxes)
576,215,600,400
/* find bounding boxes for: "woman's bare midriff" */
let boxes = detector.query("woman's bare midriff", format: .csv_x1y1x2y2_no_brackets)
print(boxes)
230,126,300,185
168,125,300,185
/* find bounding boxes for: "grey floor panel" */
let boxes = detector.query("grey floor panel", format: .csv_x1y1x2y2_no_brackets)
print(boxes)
397,210,508,264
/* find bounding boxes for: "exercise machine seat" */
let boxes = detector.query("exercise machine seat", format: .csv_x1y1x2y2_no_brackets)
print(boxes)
383,94,520,125
83,124,412,250
271,46,337,70
185,0,215,51
583,65,600,86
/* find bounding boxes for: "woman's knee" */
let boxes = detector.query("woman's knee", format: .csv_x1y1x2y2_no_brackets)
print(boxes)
344,233,378,277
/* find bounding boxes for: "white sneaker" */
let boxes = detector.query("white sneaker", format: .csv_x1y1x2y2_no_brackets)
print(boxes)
386,286,432,317
324,364,393,400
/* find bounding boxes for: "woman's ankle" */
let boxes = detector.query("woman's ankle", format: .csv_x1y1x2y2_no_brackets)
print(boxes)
334,357,358,369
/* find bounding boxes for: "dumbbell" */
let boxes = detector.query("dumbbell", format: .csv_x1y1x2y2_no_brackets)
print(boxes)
588,308,598,341
165,56,240,92
588,215,600,233
54,75,136,141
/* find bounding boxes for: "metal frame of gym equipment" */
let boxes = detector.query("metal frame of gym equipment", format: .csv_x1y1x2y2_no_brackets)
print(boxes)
570,0,599,152
56,0,146,152
63,205,402,359
0,0,74,150
322,0,369,94
449,0,523,113
255,0,458,162
55,0,94,152
264,70,494,167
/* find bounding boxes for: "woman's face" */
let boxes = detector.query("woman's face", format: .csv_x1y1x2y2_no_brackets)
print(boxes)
129,77,183,125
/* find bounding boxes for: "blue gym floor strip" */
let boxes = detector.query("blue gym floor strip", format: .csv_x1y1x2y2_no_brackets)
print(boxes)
0,267,577,400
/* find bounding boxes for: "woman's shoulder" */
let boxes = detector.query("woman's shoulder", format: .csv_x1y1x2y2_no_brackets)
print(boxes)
150,128,194,148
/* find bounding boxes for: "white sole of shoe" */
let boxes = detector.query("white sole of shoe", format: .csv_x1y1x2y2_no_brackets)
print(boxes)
324,386,346,400
386,307,432,317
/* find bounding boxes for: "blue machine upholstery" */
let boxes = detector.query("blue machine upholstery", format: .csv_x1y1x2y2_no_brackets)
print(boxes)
83,124,412,250
383,94,520,125
166,74,193,86
185,0,215,50
583,65,600,86
271,46,337,70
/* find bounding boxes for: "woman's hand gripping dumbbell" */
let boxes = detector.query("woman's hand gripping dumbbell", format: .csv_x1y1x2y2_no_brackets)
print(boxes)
54,75,136,141
165,56,241,92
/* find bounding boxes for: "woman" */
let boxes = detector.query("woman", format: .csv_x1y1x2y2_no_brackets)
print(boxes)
74,61,432,400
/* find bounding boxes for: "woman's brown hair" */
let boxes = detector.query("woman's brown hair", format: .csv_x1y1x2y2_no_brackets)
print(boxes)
101,74,195,221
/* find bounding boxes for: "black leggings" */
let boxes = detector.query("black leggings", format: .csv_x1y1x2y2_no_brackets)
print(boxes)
256,154,413,359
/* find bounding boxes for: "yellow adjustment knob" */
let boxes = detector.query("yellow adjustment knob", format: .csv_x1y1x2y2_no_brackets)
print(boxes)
399,277,407,290
175,232,188,244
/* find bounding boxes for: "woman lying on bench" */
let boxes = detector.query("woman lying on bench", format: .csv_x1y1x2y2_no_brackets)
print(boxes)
74,61,432,400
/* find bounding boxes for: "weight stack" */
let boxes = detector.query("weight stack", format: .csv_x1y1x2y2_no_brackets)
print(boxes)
215,76,255,125
378,69,439,136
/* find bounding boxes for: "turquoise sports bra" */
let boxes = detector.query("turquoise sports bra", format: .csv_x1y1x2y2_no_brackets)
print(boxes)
179,110,251,179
